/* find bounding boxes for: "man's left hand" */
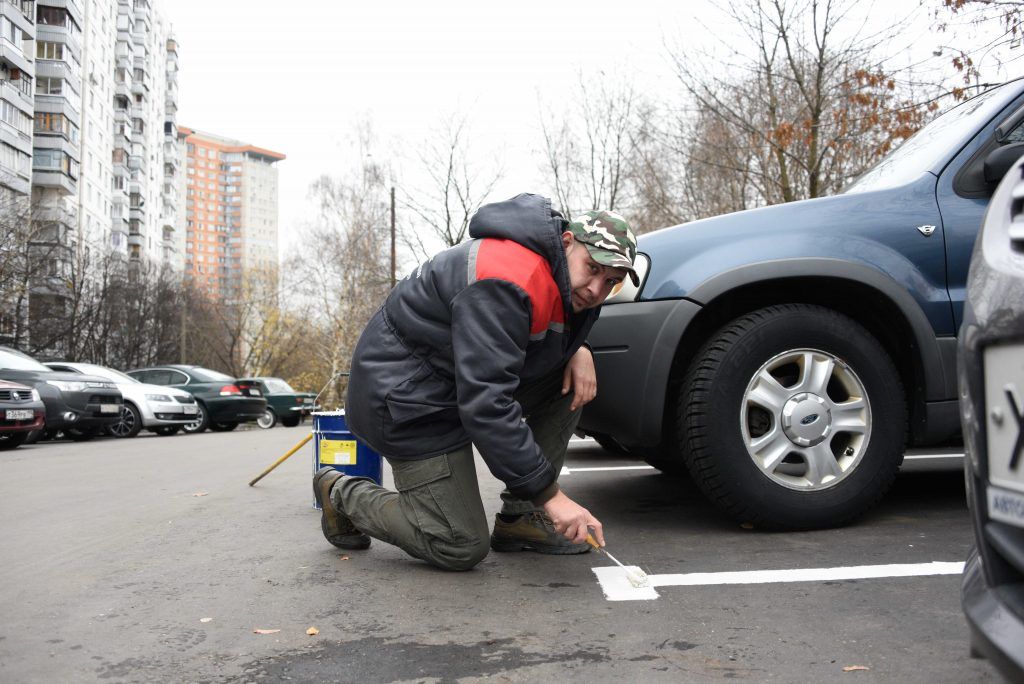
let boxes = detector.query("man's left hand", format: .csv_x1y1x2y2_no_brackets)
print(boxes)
562,347,597,412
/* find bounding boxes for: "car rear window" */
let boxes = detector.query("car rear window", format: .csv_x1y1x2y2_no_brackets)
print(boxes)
264,378,295,393
190,367,235,382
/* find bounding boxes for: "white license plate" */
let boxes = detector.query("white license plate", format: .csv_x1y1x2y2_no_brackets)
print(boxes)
100,403,120,414
247,389,261,396
988,485,1024,528
182,405,197,415
5,409,33,420
983,344,1024,509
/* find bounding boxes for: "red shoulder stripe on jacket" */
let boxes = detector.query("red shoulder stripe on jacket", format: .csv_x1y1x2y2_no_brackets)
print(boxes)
471,238,565,336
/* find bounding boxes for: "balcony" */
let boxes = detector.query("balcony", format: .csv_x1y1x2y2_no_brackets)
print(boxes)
32,169,77,195
0,40,31,74
2,1,35,39
0,79,32,114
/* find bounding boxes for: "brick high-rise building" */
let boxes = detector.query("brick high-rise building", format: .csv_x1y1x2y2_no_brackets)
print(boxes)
177,127,284,301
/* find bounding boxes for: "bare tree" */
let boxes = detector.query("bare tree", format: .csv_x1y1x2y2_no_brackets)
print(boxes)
401,114,503,260
936,0,1024,92
286,140,394,407
539,72,640,219
663,0,937,214
0,189,74,351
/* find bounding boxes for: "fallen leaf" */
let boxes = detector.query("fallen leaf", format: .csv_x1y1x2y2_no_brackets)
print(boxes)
339,555,350,561
842,665,870,672
253,628,280,635
200,618,213,623
740,522,754,529
192,492,208,497
306,627,319,636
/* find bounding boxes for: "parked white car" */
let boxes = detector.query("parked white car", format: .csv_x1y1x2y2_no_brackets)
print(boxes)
44,362,199,438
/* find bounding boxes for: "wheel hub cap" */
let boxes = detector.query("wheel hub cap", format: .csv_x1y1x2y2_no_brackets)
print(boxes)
781,392,831,447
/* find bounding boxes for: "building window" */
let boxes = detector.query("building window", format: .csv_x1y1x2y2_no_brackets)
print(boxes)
36,6,71,28
32,148,79,178
34,112,79,142
35,77,63,96
36,41,64,61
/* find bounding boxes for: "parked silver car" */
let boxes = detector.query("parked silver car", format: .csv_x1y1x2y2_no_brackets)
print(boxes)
958,150,1024,680
45,362,198,438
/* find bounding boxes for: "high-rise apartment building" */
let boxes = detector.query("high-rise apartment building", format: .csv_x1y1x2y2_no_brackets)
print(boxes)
0,0,180,349
178,127,284,301
0,0,35,199
109,0,176,264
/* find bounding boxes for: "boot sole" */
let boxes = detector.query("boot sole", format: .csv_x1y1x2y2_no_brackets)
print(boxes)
314,467,371,550
490,536,591,555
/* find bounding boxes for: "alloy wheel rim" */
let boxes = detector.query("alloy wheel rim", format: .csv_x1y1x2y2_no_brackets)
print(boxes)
111,405,135,437
740,348,871,491
184,406,204,432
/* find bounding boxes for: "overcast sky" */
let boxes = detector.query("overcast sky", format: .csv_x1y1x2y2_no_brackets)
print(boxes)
163,0,1006,260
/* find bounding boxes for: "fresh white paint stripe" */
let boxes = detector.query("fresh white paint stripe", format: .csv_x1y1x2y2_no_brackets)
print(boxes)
593,561,965,601
903,453,964,460
560,465,655,475
649,561,966,586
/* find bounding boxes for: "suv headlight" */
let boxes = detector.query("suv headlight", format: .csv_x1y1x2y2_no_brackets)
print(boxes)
30,388,40,401
145,394,172,402
46,380,89,392
604,253,651,304
87,381,117,390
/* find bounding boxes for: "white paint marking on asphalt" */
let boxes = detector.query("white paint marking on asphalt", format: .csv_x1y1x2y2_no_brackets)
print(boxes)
560,465,655,475
902,453,964,460
592,566,660,601
594,561,965,602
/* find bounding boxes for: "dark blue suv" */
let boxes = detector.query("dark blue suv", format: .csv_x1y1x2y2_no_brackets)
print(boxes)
580,78,1024,530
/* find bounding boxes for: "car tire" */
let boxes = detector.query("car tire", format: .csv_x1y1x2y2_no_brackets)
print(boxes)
153,426,180,436
210,421,238,432
24,428,44,445
107,402,142,438
677,303,905,530
281,415,301,428
257,408,277,429
182,403,209,434
0,432,29,450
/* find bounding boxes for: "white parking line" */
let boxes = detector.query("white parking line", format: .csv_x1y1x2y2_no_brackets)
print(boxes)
593,561,966,601
560,465,655,475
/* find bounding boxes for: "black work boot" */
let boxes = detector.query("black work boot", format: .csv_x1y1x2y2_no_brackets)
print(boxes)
313,467,371,550
489,511,591,555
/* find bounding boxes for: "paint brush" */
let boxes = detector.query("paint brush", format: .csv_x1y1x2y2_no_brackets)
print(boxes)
586,534,649,588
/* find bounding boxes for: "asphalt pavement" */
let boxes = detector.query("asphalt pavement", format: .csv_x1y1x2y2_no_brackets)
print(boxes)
0,427,999,682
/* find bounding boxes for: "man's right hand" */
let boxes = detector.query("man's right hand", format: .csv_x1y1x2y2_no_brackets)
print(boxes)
542,490,604,546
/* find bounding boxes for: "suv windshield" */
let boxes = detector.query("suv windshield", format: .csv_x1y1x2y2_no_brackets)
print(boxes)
845,83,1014,194
0,348,51,372
191,367,235,382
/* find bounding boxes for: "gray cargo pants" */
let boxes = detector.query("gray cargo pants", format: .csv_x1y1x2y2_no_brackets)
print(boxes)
330,367,580,571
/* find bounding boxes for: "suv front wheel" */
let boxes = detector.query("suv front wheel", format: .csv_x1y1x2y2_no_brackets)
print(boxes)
678,303,905,530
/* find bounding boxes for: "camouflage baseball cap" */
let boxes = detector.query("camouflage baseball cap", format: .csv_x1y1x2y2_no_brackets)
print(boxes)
568,210,639,286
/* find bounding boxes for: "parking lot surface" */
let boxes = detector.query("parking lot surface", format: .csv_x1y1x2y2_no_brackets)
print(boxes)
0,429,999,682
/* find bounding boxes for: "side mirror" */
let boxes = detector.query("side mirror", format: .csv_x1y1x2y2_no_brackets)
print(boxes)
983,142,1024,185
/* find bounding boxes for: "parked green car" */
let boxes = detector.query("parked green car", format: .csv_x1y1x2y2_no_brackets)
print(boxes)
239,377,317,429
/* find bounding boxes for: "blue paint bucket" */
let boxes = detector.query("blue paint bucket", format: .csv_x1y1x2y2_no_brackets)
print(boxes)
312,410,383,509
